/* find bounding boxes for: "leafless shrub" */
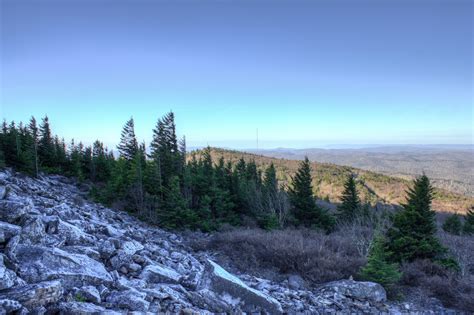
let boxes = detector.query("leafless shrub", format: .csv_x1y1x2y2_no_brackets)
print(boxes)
401,260,474,312
204,228,366,284
438,230,474,277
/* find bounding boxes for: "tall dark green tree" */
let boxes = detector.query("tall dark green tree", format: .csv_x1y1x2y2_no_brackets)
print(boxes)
38,116,55,168
117,117,139,161
337,173,361,223
28,116,39,177
289,157,334,231
150,112,181,188
91,140,111,182
387,175,444,262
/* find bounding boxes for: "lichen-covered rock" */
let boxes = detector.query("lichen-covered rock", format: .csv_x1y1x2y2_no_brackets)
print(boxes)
318,279,387,303
0,186,7,200
140,264,182,284
73,285,101,304
55,301,111,315
105,289,150,312
0,255,17,290
0,280,63,309
0,199,32,224
16,245,112,287
201,259,283,314
0,221,21,243
0,299,22,314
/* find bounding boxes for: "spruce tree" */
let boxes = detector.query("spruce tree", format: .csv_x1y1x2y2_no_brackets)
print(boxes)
160,176,198,229
289,157,334,231
28,116,39,177
38,116,55,168
337,173,361,223
387,175,444,262
442,213,462,235
117,117,138,161
359,235,401,293
150,112,180,187
463,207,474,235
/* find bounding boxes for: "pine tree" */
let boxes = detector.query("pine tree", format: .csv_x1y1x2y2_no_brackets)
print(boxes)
289,157,335,231
337,173,361,223
359,235,401,293
387,175,444,262
442,213,462,235
117,117,138,161
463,207,474,235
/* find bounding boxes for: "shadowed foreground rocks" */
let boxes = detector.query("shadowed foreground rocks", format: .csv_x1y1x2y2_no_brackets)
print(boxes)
0,169,455,314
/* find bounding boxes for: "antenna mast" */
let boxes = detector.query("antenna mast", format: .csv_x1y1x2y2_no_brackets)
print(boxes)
256,128,259,150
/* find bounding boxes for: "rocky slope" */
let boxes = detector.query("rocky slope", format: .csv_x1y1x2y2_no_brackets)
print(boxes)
0,169,452,314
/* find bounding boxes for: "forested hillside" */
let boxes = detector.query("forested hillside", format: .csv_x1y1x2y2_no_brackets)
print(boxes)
250,147,474,197
198,148,473,214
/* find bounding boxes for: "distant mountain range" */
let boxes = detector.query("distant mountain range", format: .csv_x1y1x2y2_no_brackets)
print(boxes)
195,148,473,214
245,145,474,197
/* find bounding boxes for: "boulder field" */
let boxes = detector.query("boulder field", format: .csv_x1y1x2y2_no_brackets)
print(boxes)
0,169,448,314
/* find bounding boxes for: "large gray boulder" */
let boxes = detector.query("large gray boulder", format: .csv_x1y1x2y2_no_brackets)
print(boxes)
0,221,21,243
0,280,63,309
0,255,17,290
139,264,182,284
16,245,112,287
73,285,101,304
0,199,32,223
105,289,150,312
201,260,283,314
318,279,387,303
55,302,111,315
0,186,6,200
0,299,22,314
43,216,96,246
108,240,144,270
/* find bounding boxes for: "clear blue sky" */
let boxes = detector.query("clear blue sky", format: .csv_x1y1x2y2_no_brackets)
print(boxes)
1,0,472,149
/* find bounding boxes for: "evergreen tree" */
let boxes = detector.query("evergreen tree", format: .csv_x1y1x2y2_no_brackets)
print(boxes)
68,139,84,180
337,173,361,223
387,175,444,262
359,235,401,293
442,213,462,235
28,116,39,177
150,112,181,187
91,140,111,182
463,207,474,235
128,144,146,213
160,176,198,229
117,117,138,161
38,116,55,168
289,157,335,231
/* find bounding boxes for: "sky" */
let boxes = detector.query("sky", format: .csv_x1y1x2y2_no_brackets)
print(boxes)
0,0,472,149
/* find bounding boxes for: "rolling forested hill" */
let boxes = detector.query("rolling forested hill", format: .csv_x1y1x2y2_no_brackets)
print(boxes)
192,148,473,214
249,146,474,197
